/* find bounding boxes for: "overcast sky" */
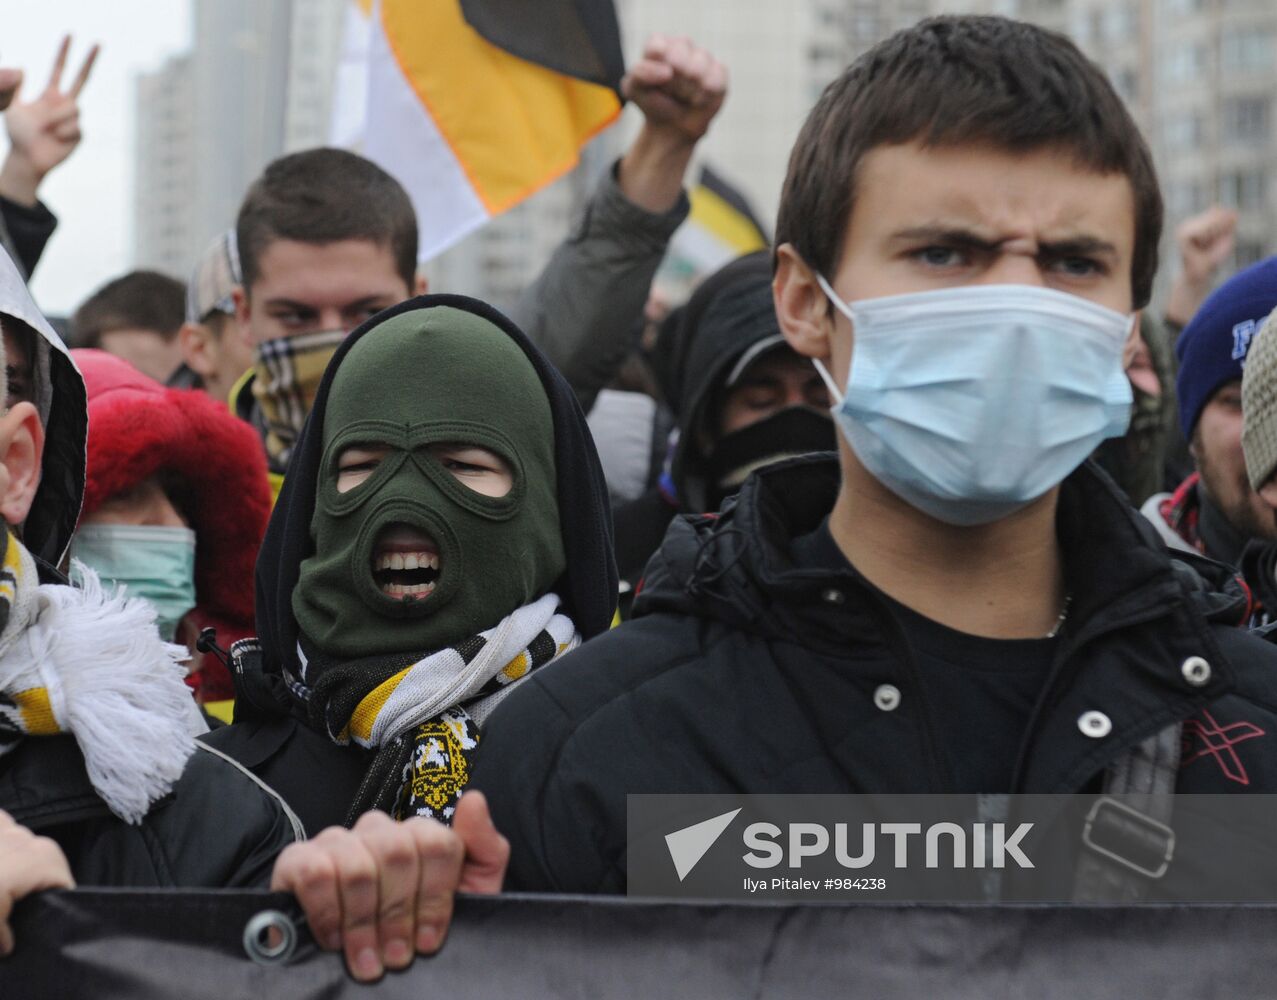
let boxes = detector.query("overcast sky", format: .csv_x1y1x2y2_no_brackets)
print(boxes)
3,1,190,316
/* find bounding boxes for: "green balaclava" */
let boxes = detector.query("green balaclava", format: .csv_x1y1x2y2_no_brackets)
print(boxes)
293,307,566,659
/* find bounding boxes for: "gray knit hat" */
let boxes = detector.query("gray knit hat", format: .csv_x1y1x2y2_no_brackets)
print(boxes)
1242,305,1277,490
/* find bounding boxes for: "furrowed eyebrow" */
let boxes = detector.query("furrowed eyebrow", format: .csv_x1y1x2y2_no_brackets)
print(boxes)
341,297,391,311
889,227,1001,251
1036,237,1118,260
264,296,388,313
890,226,1118,261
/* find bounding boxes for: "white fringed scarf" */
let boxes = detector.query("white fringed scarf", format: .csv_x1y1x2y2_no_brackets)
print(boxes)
0,533,205,824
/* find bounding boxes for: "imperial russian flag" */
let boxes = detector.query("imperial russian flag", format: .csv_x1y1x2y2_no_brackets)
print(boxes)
333,0,624,261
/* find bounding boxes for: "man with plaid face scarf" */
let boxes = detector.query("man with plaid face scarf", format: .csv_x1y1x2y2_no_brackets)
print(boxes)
228,36,727,503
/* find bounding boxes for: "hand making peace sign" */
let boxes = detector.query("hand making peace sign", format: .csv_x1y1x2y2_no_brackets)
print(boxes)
2,36,99,205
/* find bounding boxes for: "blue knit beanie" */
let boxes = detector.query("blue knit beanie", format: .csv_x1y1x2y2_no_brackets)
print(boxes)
1177,256,1277,438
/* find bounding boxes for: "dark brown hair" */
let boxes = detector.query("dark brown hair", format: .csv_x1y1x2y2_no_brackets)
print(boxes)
236,147,417,293
72,270,186,347
775,15,1163,308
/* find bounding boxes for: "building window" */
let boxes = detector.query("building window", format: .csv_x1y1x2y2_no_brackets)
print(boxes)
1103,3,1137,42
1112,67,1139,102
1222,96,1270,142
1163,112,1204,150
1162,42,1205,84
1235,239,1267,269
1069,10,1092,45
1221,29,1273,74
1167,179,1210,216
1218,170,1266,210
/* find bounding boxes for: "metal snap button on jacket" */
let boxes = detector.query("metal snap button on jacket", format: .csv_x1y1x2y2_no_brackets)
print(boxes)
821,587,845,606
1181,656,1211,687
1078,710,1112,738
874,684,901,711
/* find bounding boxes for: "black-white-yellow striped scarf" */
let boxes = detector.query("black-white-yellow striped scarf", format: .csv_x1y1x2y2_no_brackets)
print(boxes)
294,593,577,824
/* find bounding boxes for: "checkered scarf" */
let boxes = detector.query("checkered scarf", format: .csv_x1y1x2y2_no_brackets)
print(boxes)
292,593,578,824
251,328,346,471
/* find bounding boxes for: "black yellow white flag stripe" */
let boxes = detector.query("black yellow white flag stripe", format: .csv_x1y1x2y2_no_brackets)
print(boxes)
334,0,623,260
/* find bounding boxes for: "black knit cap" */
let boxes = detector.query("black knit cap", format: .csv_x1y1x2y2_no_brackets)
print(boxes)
649,251,779,421
648,251,802,510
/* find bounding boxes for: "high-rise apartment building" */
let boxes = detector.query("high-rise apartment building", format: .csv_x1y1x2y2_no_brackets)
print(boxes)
133,54,195,279
1146,0,1275,271
1004,0,1277,288
285,0,347,153
133,0,342,279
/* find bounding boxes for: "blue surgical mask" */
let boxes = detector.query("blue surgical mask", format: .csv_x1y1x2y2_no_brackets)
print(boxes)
69,525,197,640
813,278,1134,526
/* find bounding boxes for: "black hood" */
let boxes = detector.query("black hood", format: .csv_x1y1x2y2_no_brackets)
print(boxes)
0,247,86,568
649,251,814,511
634,455,1250,647
254,294,618,679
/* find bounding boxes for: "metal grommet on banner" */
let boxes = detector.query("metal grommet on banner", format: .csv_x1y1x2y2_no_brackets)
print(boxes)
243,909,298,966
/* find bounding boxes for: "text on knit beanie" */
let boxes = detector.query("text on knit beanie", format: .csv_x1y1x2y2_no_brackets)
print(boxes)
1177,256,1277,439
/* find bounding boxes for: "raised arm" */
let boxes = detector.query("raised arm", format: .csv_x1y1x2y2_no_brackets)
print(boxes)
512,35,727,411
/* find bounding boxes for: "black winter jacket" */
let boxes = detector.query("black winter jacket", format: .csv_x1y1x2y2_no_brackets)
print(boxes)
0,735,301,887
200,667,375,838
471,456,1277,893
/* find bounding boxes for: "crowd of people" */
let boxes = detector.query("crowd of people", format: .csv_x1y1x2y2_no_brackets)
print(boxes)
4,12,1277,985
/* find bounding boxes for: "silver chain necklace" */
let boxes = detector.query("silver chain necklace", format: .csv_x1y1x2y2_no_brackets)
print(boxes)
1045,594,1073,639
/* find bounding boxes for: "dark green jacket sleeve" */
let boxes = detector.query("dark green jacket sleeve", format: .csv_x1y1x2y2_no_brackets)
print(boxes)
509,161,690,412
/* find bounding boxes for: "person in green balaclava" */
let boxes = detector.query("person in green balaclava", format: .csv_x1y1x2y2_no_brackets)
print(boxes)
202,297,617,836
294,307,566,658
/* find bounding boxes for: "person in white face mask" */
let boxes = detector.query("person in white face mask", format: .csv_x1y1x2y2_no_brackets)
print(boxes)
464,14,1277,898
67,349,271,716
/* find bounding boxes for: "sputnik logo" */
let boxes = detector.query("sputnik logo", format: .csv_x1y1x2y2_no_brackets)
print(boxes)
664,809,742,881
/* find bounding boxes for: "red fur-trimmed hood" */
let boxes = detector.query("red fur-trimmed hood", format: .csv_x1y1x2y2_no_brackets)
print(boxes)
73,349,270,647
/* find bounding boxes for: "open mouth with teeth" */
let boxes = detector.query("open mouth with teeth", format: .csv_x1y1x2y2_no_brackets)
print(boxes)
371,523,441,602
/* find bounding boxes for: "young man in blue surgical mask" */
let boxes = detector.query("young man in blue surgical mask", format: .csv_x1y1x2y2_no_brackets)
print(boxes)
467,15,1277,894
